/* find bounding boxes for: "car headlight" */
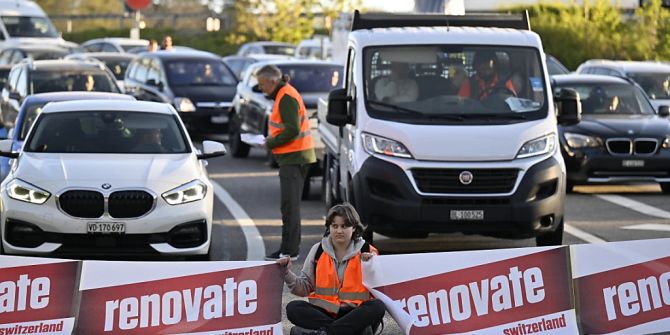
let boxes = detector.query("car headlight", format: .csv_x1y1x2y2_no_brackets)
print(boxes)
517,133,556,159
564,132,603,149
162,180,207,205
361,133,413,159
7,179,50,204
173,97,196,112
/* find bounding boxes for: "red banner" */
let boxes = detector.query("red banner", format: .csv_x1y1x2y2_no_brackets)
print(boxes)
75,264,283,334
576,256,670,334
0,261,79,325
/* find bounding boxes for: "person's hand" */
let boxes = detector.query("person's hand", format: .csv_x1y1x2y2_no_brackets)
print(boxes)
361,252,374,262
276,255,291,269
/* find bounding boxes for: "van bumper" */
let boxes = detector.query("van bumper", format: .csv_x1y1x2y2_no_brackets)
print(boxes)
353,156,565,238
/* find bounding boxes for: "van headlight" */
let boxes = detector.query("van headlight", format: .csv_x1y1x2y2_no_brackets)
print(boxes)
173,97,196,112
162,180,207,205
7,179,50,204
564,132,602,148
517,133,556,158
362,133,413,159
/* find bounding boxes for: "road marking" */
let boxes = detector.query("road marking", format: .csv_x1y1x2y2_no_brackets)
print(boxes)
622,224,670,232
565,224,608,244
211,180,265,260
596,194,670,220
208,171,278,179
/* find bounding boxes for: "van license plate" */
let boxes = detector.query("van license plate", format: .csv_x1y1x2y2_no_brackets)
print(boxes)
87,222,125,234
622,160,644,167
450,210,484,221
211,115,228,124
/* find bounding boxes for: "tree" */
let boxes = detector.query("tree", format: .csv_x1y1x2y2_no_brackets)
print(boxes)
227,0,317,45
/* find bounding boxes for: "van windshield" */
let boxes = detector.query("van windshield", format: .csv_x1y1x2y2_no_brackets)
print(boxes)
364,46,547,124
1,16,58,38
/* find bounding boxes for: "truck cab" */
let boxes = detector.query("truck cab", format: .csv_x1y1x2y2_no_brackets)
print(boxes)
318,11,580,246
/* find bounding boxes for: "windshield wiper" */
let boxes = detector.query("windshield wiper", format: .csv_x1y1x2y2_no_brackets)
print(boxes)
367,100,464,121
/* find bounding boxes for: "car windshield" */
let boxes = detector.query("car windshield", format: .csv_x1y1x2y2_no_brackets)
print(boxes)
263,45,295,56
19,102,46,140
31,70,119,93
364,45,547,124
224,58,257,79
120,44,145,52
100,58,131,80
278,64,342,93
553,83,655,115
626,72,670,100
1,16,58,38
165,59,237,86
25,111,189,154
25,50,68,60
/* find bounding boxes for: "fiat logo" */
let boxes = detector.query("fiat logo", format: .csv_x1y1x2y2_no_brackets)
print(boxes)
459,171,473,185
101,183,112,190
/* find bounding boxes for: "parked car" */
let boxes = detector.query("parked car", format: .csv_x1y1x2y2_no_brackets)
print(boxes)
0,59,121,129
236,41,296,57
124,50,238,135
222,54,291,80
552,74,670,193
229,59,343,197
576,60,670,110
0,100,226,258
0,45,70,66
81,37,148,53
66,52,137,92
546,54,570,76
0,0,77,50
294,37,331,60
0,92,136,181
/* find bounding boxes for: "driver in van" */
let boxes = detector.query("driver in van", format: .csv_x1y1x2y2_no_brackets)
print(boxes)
459,51,517,100
374,61,418,103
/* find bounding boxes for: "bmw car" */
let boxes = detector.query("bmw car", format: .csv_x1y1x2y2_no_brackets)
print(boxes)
553,74,670,193
0,100,226,258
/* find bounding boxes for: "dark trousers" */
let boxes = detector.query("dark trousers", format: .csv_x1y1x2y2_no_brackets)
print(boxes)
279,163,309,255
286,300,386,335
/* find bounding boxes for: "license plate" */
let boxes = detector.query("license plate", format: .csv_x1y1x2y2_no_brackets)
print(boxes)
622,160,645,167
450,210,484,221
210,115,228,124
87,222,125,234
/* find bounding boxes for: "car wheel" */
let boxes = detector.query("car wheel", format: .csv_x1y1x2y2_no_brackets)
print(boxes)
229,113,250,158
535,218,564,246
661,182,670,194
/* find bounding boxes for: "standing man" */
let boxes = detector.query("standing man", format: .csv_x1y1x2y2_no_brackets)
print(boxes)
161,35,174,51
257,65,316,261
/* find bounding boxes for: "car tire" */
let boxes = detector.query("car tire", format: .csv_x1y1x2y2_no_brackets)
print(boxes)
535,218,564,246
661,182,670,194
229,113,250,158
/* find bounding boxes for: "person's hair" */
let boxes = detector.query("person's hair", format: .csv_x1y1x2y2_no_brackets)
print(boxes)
256,64,282,81
149,39,157,45
324,203,367,239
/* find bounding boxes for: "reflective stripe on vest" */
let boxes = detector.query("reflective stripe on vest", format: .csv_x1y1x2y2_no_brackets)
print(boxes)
307,244,378,314
268,84,314,155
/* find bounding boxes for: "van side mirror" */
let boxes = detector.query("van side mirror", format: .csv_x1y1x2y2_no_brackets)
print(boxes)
658,105,670,117
327,88,351,126
556,88,581,126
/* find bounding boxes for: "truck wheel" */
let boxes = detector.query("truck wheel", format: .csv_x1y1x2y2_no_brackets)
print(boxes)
229,113,250,158
535,218,564,246
661,183,670,194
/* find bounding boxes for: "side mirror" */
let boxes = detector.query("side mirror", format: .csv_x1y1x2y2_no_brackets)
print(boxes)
251,84,262,93
0,139,17,158
8,91,20,101
658,105,670,117
556,88,581,126
197,140,226,159
326,88,351,126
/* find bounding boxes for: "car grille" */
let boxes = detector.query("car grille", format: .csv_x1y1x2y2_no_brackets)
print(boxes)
59,191,104,218
59,190,154,219
606,138,659,155
412,168,518,194
109,191,154,218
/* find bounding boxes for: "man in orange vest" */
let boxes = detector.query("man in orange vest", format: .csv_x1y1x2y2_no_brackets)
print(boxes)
257,64,316,261
277,203,386,335
458,50,517,100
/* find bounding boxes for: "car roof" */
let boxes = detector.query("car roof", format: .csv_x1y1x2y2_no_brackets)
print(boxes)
580,60,670,73
23,92,135,105
244,41,295,47
7,45,69,52
24,59,108,71
551,74,631,85
84,38,149,46
0,0,45,16
41,100,175,115
67,52,136,60
137,49,221,60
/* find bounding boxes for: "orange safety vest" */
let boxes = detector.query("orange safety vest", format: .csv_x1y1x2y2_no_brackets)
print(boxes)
268,84,314,155
307,243,378,314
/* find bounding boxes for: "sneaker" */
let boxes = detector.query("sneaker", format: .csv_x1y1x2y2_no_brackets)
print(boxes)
264,250,299,261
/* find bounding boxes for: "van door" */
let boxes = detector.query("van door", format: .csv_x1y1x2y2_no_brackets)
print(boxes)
340,48,357,202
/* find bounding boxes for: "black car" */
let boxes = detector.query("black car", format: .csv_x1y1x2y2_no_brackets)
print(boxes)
0,59,121,129
124,50,238,135
0,45,69,66
552,74,670,193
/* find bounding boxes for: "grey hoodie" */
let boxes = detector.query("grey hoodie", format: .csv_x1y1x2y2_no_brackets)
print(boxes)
283,236,367,297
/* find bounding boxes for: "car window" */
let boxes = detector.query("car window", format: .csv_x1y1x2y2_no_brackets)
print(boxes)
263,45,295,56
9,50,24,64
31,69,119,93
277,64,343,93
19,102,46,140
6,67,21,90
626,71,670,100
1,16,58,38
25,49,68,61
0,50,12,65
553,83,655,115
0,69,10,89
102,58,132,81
134,58,150,83
25,111,190,154
84,43,102,52
101,43,118,53
147,59,161,83
165,59,236,86
15,69,27,96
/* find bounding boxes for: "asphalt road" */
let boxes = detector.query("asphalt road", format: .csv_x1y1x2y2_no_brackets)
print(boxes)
204,144,670,335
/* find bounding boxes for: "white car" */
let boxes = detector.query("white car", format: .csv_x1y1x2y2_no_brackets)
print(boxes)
0,100,226,259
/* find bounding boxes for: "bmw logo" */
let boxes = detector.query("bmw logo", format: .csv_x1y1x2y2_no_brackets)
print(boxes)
459,171,473,185
627,129,634,135
101,183,112,190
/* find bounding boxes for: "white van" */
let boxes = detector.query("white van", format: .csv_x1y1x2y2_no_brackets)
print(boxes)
318,11,581,246
0,0,76,50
